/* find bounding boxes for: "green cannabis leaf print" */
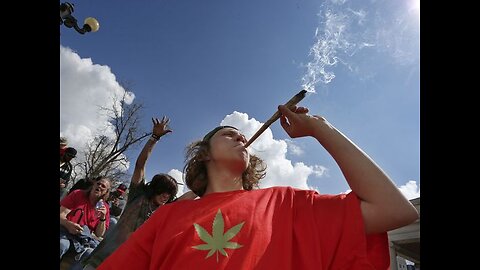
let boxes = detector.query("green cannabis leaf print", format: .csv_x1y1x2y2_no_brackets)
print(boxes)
192,209,245,262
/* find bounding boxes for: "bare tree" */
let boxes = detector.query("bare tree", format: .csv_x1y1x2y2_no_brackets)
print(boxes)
70,162,86,183
73,88,150,184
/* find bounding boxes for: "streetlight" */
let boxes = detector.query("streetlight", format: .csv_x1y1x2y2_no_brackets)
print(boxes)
60,2,100,34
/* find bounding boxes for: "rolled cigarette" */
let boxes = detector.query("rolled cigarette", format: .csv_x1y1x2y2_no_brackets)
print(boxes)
245,90,307,148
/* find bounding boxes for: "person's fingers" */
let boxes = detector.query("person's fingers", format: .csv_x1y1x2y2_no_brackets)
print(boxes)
151,117,156,125
279,114,290,131
295,106,309,114
278,105,296,119
280,105,298,125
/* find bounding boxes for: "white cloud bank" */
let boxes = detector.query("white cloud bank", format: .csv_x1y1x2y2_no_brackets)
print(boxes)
60,45,135,171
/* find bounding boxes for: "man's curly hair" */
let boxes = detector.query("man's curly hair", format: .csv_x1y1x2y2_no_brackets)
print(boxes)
183,129,266,197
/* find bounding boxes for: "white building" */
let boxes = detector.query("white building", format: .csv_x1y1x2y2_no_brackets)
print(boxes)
388,197,420,270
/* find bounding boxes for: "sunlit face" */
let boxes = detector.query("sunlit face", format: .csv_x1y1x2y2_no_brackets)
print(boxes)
208,128,249,173
153,192,171,206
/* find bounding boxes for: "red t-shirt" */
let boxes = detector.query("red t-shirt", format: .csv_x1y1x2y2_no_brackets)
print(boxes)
98,187,389,270
60,189,110,232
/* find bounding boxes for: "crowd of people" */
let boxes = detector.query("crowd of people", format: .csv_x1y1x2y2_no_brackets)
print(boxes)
59,106,419,270
59,118,196,270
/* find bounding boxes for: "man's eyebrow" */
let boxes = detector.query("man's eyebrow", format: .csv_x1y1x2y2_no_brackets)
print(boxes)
223,130,242,136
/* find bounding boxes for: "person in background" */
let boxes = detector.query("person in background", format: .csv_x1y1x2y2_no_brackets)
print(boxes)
60,177,112,266
105,188,127,233
98,105,419,270
61,147,77,199
69,177,100,195
80,116,190,270
60,137,68,157
116,184,128,195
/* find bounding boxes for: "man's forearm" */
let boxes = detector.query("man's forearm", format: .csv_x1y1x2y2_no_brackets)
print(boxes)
131,137,160,185
135,137,159,168
312,119,418,233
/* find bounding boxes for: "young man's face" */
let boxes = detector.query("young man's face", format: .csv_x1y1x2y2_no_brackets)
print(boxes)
208,127,250,173
153,192,171,206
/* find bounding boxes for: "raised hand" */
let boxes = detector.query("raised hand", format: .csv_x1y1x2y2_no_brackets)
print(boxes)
152,116,173,137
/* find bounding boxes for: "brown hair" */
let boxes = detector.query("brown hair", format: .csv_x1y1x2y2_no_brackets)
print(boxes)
183,138,266,197
144,174,179,203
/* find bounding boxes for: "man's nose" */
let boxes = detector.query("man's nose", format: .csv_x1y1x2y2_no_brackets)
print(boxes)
235,134,246,143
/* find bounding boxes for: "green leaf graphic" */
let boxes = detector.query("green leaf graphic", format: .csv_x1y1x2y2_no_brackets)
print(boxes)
193,223,213,243
224,222,245,241
192,209,244,262
224,242,242,249
212,209,224,241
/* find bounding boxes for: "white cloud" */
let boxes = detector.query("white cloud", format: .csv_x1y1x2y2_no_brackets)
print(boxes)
60,45,135,170
312,165,328,177
285,139,304,156
338,181,420,200
220,111,327,190
167,169,191,198
398,180,420,200
340,181,420,199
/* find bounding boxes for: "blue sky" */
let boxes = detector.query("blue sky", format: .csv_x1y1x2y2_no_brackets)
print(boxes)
60,0,420,198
